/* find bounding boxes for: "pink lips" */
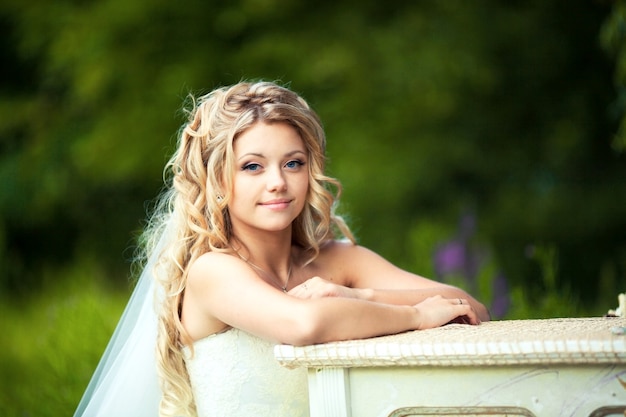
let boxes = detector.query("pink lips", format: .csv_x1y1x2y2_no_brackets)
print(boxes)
260,198,292,210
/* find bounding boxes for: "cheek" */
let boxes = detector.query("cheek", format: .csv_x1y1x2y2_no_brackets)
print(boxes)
295,177,310,212
232,174,256,192
295,175,310,196
229,177,254,205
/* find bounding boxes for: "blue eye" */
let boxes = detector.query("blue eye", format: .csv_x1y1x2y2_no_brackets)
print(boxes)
243,163,261,172
285,160,305,169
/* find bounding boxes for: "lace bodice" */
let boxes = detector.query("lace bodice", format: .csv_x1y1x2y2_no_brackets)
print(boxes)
184,328,309,417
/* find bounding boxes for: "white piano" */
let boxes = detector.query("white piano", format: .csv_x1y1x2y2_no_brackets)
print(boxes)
275,317,626,417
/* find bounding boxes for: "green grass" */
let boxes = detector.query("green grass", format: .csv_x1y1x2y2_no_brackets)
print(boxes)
0,261,130,417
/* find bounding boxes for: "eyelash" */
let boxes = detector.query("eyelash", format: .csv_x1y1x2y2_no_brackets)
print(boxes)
285,159,305,169
241,159,306,171
242,163,261,172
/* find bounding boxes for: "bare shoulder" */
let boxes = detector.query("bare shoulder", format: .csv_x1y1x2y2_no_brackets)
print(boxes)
190,250,239,269
318,239,381,262
313,240,388,286
315,240,426,288
183,252,256,339
187,251,247,287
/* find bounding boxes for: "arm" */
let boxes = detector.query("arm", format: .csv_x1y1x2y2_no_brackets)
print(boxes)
357,287,490,322
286,295,479,345
289,242,491,322
182,252,480,347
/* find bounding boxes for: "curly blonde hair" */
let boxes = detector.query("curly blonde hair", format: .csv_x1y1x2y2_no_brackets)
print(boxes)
139,81,354,417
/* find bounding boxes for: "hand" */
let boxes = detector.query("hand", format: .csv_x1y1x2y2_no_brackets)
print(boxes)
288,277,360,299
413,295,481,329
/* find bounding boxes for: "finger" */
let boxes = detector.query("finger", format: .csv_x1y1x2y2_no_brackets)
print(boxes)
460,306,480,325
450,300,480,324
286,282,311,298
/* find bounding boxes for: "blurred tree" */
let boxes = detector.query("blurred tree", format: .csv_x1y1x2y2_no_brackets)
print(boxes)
0,0,623,313
602,0,626,153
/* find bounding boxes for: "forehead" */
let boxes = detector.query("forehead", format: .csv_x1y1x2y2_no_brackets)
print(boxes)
234,122,305,156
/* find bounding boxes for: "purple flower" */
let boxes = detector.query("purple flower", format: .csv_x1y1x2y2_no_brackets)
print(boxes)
490,273,510,318
434,240,467,277
433,213,510,318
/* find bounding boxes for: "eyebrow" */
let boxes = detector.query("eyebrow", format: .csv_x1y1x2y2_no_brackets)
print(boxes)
237,150,307,161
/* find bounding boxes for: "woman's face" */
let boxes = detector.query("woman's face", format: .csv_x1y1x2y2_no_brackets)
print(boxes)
228,121,309,237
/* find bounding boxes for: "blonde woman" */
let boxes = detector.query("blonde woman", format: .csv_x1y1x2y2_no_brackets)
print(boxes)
75,81,489,417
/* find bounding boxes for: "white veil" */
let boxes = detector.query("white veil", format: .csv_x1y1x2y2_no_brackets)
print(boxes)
73,219,173,417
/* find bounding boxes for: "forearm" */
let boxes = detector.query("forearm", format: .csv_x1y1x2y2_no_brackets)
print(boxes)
287,292,481,346
295,298,421,345
356,286,491,322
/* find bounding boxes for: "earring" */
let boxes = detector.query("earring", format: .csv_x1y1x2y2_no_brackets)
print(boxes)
216,195,223,202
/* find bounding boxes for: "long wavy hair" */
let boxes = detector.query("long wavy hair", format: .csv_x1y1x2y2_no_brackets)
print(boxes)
138,81,354,417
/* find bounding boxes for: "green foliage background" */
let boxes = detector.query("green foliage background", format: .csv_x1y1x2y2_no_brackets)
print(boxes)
1,0,625,415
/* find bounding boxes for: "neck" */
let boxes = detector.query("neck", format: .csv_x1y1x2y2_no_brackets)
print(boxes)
246,258,293,292
230,229,294,281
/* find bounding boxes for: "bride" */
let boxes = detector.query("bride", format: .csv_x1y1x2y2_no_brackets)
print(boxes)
74,81,489,417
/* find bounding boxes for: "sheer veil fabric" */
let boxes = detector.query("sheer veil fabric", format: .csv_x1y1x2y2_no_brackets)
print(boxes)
73,220,172,417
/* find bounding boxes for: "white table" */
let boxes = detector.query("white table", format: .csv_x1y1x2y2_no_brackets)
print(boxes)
275,317,626,417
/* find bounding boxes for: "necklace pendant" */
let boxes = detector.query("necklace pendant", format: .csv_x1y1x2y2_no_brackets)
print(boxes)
242,255,293,294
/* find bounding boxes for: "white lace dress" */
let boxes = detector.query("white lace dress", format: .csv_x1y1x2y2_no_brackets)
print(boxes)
184,328,309,417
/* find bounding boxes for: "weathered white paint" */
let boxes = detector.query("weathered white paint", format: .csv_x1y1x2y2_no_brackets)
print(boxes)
275,317,626,417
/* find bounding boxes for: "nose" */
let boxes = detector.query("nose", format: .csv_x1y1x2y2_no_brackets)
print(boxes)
266,166,287,192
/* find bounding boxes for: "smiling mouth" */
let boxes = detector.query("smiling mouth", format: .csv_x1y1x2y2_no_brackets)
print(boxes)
260,199,292,208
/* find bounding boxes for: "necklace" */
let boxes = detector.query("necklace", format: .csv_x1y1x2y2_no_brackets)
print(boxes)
245,259,293,292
